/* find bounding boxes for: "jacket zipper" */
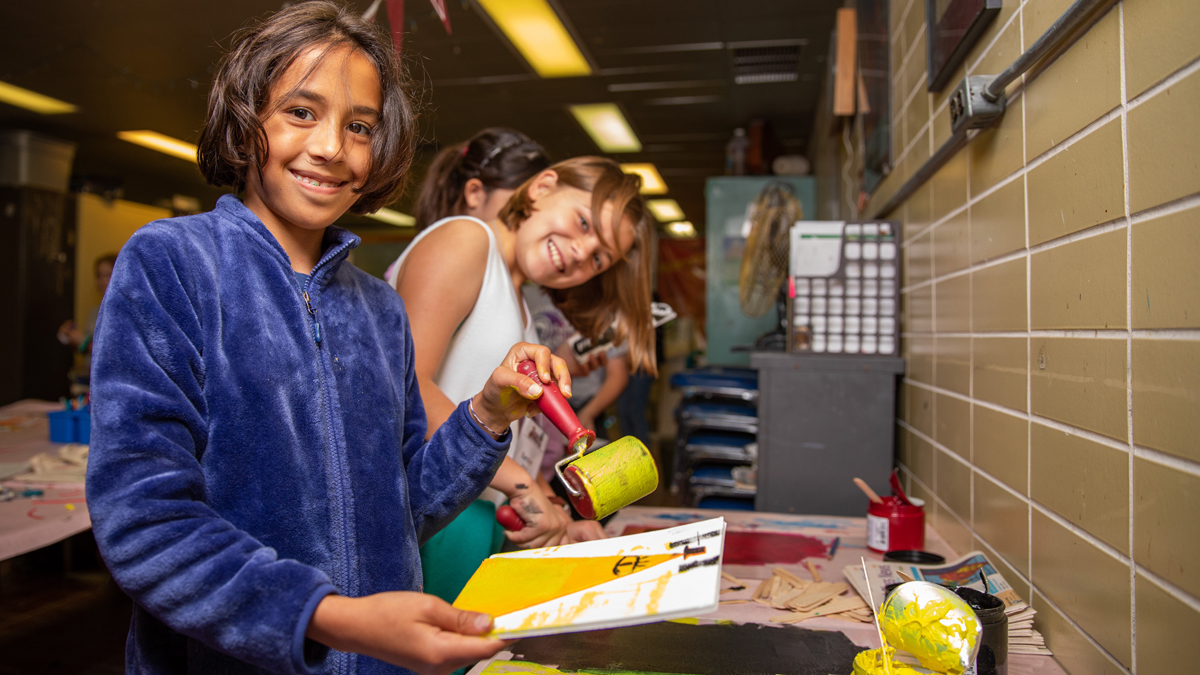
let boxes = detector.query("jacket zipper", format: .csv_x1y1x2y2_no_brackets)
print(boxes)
302,289,323,344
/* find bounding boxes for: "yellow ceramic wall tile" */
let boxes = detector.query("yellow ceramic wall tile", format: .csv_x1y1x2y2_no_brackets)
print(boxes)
1030,423,1129,554
978,538,1030,602
934,499,974,557
1027,119,1124,245
909,382,934,438
893,108,907,158
936,393,971,459
1134,458,1200,599
930,151,968,222
904,1,925,65
971,258,1027,332
904,182,933,242
1124,0,1200,98
973,404,1028,494
890,0,910,37
973,473,1029,576
937,447,972,516
867,171,902,217
1023,0,1078,45
1032,590,1129,675
969,11,1021,82
1031,510,1132,666
1133,339,1200,462
896,425,911,466
1132,205,1200,330
1030,337,1128,442
1030,228,1127,330
935,274,970,333
909,428,935,487
905,88,930,148
1135,573,1200,675
905,34,928,99
971,179,1026,263
906,284,933,333
1024,11,1121,159
906,231,933,287
933,210,970,277
1128,66,1200,213
905,336,934,384
935,336,970,395
932,104,952,148
973,337,1028,411
969,102,1024,196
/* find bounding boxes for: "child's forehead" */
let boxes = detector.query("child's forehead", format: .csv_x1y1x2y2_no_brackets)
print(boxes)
269,43,381,103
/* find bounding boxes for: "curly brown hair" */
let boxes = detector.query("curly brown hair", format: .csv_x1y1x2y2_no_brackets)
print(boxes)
197,0,416,214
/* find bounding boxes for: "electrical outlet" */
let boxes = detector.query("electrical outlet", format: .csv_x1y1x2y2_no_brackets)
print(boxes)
949,75,1007,135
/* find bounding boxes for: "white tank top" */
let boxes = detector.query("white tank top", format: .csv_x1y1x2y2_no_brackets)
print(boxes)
387,216,539,404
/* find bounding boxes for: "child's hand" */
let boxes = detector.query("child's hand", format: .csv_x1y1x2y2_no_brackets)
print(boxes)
565,519,608,543
502,484,571,549
307,592,512,675
470,342,570,437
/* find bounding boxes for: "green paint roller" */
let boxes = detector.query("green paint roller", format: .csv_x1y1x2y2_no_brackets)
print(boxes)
497,359,659,529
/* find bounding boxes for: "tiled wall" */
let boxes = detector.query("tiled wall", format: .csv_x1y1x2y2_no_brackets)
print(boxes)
860,1,1200,673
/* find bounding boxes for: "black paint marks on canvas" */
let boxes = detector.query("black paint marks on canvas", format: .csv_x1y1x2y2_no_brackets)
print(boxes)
511,621,861,675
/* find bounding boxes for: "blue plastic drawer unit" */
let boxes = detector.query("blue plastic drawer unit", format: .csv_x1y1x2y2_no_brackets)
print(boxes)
681,432,757,464
675,401,758,436
669,366,759,403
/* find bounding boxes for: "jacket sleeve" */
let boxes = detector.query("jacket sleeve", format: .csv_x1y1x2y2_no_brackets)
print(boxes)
85,230,336,675
395,319,510,544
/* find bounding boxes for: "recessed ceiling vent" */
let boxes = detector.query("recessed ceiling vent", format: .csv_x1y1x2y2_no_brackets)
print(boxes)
730,43,800,85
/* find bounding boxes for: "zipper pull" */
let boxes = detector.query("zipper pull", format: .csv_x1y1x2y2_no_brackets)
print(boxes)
302,290,323,344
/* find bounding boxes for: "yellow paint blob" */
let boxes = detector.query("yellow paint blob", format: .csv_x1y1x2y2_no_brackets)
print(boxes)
851,647,932,675
880,582,981,675
454,553,681,618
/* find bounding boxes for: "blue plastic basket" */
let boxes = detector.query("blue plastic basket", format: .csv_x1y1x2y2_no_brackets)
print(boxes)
74,408,91,444
48,410,75,443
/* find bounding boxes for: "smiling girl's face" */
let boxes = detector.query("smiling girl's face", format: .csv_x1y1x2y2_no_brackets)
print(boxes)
510,172,635,289
243,43,381,238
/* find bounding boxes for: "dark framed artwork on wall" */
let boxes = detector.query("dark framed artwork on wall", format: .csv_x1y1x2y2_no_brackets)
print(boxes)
925,0,1001,91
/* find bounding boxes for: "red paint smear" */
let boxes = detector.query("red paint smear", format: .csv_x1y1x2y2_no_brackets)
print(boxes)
622,525,830,565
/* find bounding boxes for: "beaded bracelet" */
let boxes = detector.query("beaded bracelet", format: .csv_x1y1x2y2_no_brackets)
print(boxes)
468,398,508,439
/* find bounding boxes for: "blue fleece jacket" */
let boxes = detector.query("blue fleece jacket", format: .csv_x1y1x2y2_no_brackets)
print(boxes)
86,195,510,675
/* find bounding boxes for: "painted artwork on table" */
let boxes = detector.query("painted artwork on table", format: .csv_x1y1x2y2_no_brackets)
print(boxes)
453,518,726,639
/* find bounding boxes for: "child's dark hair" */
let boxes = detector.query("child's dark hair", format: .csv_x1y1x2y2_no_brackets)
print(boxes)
198,0,416,214
500,157,657,376
413,128,549,229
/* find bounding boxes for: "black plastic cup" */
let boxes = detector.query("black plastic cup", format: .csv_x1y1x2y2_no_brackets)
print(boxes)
954,586,1008,675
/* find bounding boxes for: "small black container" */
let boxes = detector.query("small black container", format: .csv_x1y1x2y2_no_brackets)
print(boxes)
882,550,946,565
954,587,1008,675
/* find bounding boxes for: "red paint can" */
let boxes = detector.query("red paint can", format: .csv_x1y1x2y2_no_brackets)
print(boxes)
866,496,924,553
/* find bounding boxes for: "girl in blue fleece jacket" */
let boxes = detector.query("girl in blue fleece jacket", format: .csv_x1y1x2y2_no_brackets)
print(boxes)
85,3,566,674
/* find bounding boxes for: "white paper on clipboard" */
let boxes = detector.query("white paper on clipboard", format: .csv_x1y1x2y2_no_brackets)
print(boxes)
790,221,845,277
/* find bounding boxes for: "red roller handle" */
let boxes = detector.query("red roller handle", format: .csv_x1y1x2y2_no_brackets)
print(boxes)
496,505,525,530
516,359,595,454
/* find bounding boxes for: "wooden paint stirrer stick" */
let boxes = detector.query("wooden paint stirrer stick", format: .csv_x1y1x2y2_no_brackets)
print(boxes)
854,477,884,504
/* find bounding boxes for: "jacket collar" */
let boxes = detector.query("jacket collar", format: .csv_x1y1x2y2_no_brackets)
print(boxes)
214,194,361,286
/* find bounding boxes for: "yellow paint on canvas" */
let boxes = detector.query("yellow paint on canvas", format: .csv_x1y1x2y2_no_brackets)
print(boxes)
454,553,681,618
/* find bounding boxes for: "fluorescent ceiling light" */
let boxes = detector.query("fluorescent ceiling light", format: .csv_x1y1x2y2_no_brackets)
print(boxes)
619,163,667,194
118,130,197,163
666,221,697,238
570,104,641,153
366,208,415,227
647,199,684,222
477,0,591,78
0,81,77,114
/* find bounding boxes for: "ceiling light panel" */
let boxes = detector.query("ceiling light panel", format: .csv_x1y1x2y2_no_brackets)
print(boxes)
366,208,416,227
666,221,697,238
117,131,197,163
570,104,641,153
477,0,592,78
647,199,684,222
619,163,667,195
0,81,77,115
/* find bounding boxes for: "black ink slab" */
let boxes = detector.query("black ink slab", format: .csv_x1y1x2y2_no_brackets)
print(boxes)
510,621,861,675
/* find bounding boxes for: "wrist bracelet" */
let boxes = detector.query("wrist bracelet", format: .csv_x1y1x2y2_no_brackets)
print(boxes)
468,398,507,439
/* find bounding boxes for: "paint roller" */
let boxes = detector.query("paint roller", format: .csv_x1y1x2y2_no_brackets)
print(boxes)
496,359,658,530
